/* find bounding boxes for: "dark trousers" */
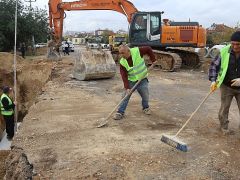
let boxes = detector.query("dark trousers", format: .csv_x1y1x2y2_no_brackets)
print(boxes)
3,114,15,138
64,48,69,55
117,78,149,114
219,84,240,129
21,51,25,58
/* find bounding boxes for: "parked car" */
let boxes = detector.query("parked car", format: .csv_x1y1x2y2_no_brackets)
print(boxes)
35,43,47,48
87,42,100,49
62,41,74,52
100,43,109,49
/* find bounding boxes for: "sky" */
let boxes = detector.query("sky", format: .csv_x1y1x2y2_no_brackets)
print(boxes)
25,0,240,33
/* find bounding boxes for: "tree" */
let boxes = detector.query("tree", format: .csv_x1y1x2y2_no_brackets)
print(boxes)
0,0,48,51
206,23,236,46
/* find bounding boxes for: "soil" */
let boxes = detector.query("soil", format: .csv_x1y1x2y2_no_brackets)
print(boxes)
1,48,240,179
0,52,53,178
0,151,10,180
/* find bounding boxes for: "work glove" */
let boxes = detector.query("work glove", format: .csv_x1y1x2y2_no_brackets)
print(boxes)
210,81,217,92
231,78,240,87
122,89,131,98
126,89,131,95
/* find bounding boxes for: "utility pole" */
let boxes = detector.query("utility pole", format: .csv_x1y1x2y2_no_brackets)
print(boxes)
14,0,18,132
24,0,37,54
24,0,36,10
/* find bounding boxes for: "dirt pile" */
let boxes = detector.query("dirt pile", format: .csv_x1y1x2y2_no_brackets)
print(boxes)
0,52,24,139
4,146,33,179
35,47,48,56
0,150,10,178
0,52,53,139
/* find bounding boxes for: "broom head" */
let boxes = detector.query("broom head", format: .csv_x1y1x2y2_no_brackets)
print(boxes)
161,134,188,152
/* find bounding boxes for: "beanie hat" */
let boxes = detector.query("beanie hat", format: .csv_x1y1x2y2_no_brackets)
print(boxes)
231,31,240,42
2,86,11,93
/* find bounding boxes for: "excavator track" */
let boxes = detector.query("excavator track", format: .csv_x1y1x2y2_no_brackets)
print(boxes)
144,50,182,71
168,47,205,69
144,48,205,71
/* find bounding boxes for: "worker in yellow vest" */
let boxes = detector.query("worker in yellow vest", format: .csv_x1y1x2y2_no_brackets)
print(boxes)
113,45,156,120
0,86,16,140
209,31,240,134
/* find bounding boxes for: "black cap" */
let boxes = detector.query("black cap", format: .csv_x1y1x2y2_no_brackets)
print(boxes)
231,31,240,42
2,86,11,93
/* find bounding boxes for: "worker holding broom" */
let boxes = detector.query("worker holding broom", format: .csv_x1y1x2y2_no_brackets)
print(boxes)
113,45,156,120
209,31,240,134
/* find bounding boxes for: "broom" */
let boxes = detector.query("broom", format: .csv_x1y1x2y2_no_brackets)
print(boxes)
97,63,155,128
161,91,213,152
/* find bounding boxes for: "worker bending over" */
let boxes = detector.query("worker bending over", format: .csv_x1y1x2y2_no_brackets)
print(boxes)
114,45,156,120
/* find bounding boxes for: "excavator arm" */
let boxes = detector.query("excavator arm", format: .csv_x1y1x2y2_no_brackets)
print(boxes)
48,0,138,44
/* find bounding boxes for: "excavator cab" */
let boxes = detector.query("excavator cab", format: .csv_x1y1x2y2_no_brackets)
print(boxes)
129,11,206,49
129,11,206,71
129,12,162,46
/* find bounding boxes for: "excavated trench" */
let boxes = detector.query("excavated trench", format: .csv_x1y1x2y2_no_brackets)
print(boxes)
0,52,53,179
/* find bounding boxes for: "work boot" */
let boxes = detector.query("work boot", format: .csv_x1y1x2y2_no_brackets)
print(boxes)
7,136,13,141
220,127,234,135
113,112,124,120
143,108,151,115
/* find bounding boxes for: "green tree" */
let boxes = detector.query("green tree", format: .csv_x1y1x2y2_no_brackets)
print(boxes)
0,0,48,51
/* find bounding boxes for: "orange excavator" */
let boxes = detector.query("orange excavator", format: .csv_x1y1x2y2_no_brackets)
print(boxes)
48,0,206,78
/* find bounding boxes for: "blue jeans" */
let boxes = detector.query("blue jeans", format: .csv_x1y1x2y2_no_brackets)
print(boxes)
117,78,149,114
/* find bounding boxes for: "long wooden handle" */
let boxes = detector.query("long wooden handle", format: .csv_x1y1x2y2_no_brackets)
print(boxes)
97,64,155,127
174,91,213,137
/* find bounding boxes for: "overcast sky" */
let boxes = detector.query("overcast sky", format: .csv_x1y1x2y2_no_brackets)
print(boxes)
26,0,240,32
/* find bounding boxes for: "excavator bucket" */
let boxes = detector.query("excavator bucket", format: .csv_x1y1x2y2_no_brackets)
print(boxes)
47,48,61,61
47,40,61,61
73,48,116,80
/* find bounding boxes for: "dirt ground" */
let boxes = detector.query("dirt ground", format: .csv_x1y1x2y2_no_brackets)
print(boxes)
2,49,240,179
0,151,10,179
0,53,53,136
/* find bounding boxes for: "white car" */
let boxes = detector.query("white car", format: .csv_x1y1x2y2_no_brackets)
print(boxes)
35,43,47,48
100,43,109,49
87,42,99,49
62,41,74,52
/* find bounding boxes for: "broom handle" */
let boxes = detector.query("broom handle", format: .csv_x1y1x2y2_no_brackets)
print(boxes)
174,91,213,137
103,63,155,122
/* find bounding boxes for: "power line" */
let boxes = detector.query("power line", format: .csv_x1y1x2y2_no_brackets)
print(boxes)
24,0,36,10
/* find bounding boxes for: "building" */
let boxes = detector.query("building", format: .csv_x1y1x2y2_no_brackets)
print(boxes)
207,23,233,34
95,29,114,36
116,29,128,35
70,37,86,45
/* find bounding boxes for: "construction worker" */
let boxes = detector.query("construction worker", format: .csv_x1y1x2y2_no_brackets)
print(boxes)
0,86,16,140
113,45,156,120
64,41,70,55
20,43,26,58
209,31,240,134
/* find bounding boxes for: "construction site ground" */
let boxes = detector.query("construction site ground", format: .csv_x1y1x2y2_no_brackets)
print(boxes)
1,47,240,179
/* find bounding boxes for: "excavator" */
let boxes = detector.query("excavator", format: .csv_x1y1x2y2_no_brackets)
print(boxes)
48,0,206,80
